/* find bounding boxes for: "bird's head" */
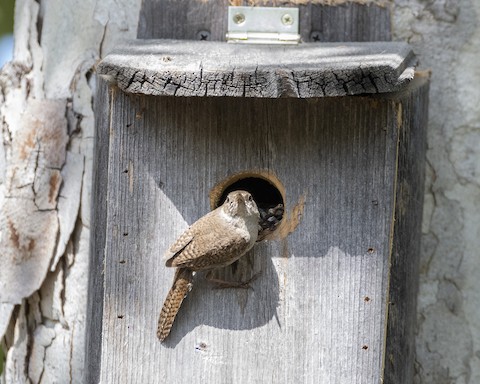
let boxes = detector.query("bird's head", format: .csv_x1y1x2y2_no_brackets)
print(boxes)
222,190,259,218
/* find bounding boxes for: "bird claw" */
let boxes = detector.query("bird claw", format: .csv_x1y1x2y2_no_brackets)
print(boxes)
207,272,262,290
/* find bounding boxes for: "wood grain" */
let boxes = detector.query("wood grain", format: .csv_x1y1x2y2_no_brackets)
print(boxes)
137,1,391,42
93,77,428,383
88,1,429,383
85,78,111,384
384,75,430,383
98,40,416,98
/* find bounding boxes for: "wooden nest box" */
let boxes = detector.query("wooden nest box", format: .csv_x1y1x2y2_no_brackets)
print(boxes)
87,4,429,384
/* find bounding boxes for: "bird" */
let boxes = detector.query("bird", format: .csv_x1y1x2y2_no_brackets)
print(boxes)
157,190,260,342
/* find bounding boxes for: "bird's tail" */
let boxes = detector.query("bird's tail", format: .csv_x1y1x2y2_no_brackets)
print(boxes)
157,267,194,341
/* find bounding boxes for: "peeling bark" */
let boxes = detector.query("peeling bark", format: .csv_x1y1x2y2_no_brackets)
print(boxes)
50,151,84,271
4,304,29,384
1,0,475,382
0,0,141,382
0,305,14,341
393,1,480,383
0,99,67,304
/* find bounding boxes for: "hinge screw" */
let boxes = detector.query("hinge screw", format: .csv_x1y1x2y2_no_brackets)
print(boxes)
310,31,321,42
233,13,246,25
281,13,293,25
196,30,211,40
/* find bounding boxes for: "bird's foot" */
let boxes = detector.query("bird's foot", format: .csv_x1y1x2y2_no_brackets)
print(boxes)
206,272,262,290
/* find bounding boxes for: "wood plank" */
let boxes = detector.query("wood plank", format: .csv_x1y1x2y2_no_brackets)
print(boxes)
138,1,391,42
301,2,392,42
98,40,416,98
96,78,427,383
384,75,430,383
89,1,429,383
85,77,111,384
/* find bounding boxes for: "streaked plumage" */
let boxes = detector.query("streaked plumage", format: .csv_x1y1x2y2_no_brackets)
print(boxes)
157,190,260,341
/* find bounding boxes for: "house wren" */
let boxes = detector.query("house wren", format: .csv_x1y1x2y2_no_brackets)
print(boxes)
157,190,260,341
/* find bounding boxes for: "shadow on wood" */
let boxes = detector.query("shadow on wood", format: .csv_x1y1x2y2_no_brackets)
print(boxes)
161,245,280,348
85,3,428,382
88,74,428,382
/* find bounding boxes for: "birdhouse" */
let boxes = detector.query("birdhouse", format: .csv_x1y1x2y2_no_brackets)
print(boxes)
87,4,429,384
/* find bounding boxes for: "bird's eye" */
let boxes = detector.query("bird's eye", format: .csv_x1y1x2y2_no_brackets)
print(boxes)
248,195,253,201
225,197,230,204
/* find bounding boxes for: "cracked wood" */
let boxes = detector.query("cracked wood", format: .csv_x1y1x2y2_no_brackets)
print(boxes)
98,40,416,98
94,76,428,384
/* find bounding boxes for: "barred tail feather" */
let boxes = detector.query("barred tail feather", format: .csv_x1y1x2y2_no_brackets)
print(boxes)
157,268,194,341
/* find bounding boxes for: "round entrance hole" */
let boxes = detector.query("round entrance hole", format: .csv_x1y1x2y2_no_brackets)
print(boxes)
210,173,285,241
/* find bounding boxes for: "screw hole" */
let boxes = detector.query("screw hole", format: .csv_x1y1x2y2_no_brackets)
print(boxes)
310,31,321,42
196,30,211,41
233,13,245,24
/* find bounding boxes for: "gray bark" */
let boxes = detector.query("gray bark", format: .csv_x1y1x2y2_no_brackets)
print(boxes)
393,1,480,383
1,0,479,383
0,0,142,382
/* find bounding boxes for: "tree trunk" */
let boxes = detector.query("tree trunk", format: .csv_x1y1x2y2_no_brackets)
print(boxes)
2,1,479,383
0,1,142,382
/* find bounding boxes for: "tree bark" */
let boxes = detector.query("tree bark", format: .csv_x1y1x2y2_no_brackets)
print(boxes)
0,1,141,382
2,1,479,383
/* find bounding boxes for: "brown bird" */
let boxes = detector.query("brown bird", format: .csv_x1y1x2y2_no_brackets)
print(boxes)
157,190,260,341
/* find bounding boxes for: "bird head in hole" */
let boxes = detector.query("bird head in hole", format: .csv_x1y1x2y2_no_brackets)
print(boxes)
222,190,259,218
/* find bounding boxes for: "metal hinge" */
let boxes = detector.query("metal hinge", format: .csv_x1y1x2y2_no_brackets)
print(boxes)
226,6,300,45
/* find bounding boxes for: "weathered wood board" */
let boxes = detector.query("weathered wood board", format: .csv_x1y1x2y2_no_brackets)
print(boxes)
86,75,111,383
98,40,416,98
90,75,428,383
384,75,429,383
87,1,429,383
137,1,391,42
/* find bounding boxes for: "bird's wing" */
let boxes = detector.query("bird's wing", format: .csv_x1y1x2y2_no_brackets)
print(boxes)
163,209,220,262
163,226,195,263
169,230,250,270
